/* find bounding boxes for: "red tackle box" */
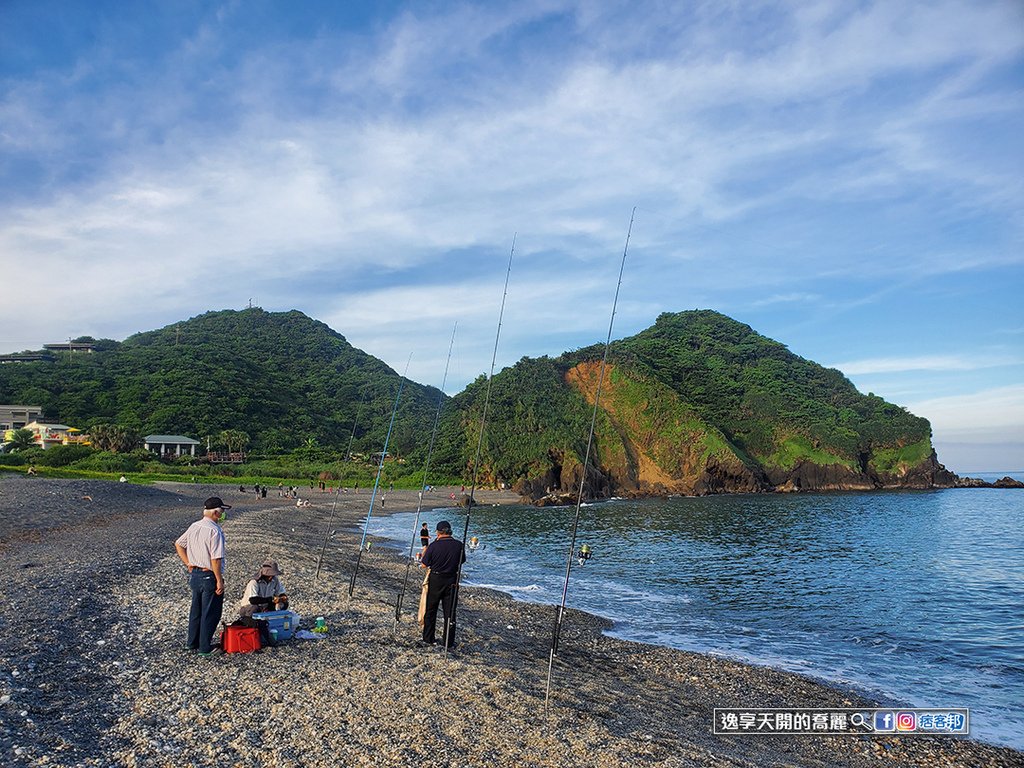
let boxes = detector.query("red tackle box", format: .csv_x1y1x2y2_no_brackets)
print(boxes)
221,624,261,654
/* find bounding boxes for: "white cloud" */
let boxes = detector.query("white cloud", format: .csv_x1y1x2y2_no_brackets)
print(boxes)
831,354,1023,375
751,292,822,308
0,0,1021,396
321,262,636,389
906,385,1024,441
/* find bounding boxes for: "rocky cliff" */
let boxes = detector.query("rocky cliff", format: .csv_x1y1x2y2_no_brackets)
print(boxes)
436,310,957,502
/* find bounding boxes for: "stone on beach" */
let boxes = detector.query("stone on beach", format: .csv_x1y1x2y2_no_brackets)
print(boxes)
0,476,1021,767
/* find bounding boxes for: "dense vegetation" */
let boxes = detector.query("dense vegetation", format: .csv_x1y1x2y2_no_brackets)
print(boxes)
612,311,931,468
431,357,595,489
431,310,938,493
1,307,942,495
0,309,443,457
0,443,446,490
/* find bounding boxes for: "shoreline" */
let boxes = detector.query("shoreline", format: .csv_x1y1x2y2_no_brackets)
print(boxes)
352,493,1021,752
1,476,1021,766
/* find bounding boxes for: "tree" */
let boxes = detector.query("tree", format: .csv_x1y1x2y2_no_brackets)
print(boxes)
89,423,140,453
219,429,250,453
109,426,141,453
7,428,36,452
89,424,114,451
0,308,444,457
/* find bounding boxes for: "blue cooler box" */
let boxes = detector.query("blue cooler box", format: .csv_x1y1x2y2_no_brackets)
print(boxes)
252,609,300,641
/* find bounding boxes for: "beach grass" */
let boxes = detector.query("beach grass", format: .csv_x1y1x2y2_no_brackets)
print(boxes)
0,459,460,490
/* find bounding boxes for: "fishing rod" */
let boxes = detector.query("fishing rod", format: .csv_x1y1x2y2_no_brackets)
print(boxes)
314,490,343,582
344,393,364,460
544,207,635,712
444,235,516,654
393,322,458,635
348,353,413,596
314,394,365,581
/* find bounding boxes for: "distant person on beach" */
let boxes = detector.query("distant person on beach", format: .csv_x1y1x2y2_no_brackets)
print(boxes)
238,561,288,619
419,523,430,550
418,520,465,649
174,497,229,655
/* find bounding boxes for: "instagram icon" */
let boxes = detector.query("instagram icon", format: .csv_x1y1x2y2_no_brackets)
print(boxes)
896,712,917,732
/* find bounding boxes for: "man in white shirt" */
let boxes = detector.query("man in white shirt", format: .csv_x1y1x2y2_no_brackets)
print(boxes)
174,497,229,655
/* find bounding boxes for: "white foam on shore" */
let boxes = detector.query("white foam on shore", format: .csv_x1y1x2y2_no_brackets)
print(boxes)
469,582,543,593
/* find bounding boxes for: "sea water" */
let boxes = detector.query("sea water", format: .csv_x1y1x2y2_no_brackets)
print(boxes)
367,483,1024,750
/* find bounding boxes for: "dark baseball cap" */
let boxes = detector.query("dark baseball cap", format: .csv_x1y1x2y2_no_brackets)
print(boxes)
204,496,232,510
436,520,452,533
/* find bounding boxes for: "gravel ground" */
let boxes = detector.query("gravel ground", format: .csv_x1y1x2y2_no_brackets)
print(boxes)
0,475,1021,767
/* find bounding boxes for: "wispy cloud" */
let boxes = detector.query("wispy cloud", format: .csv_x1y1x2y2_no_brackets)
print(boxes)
751,293,822,308
0,0,1021,422
831,354,1024,376
906,385,1024,441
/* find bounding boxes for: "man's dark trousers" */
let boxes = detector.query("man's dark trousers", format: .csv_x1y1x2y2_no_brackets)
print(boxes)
422,571,458,647
188,569,224,652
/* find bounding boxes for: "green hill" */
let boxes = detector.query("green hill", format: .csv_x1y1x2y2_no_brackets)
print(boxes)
0,308,442,456
433,310,954,498
1,307,955,496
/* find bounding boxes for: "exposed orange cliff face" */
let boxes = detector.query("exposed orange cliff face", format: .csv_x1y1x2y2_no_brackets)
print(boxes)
512,360,956,505
468,311,963,505
558,361,767,499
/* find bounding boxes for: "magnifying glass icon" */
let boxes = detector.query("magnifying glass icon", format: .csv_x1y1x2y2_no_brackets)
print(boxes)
850,713,870,729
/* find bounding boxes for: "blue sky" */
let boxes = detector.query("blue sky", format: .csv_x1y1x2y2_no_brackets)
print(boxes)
1,0,1021,472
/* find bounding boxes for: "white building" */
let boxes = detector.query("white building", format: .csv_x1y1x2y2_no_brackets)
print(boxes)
143,435,200,458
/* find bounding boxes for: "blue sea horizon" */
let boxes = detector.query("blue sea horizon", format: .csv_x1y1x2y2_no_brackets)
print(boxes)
367,481,1024,751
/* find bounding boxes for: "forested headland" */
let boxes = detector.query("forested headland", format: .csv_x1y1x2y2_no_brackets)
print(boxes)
0,308,955,496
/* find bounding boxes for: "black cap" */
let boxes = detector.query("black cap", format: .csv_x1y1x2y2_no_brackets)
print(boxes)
204,496,232,510
436,520,452,533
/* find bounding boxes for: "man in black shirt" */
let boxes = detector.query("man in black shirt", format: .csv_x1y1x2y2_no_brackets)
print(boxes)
418,520,466,649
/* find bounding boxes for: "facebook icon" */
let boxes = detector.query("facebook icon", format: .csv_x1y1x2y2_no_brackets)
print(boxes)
874,711,895,732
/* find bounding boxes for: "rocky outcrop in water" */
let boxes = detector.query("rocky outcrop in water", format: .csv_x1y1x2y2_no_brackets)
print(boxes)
956,475,1024,489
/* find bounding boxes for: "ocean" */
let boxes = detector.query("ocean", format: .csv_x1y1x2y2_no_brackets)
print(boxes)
365,478,1024,750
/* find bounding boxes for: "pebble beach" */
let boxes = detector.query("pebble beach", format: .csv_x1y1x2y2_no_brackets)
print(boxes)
1,476,1021,768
